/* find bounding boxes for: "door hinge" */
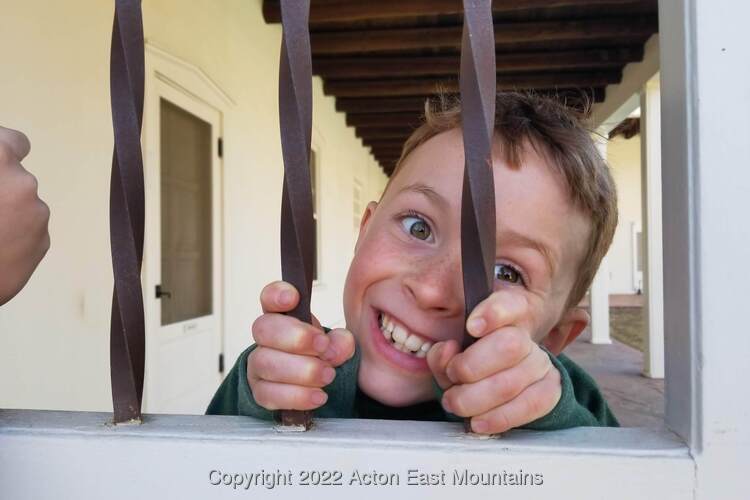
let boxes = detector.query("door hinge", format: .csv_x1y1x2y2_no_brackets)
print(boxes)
218,353,225,374
217,137,223,158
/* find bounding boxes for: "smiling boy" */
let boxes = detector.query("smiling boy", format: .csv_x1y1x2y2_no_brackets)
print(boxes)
207,92,619,433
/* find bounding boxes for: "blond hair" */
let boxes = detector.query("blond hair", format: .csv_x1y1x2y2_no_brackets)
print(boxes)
388,92,618,309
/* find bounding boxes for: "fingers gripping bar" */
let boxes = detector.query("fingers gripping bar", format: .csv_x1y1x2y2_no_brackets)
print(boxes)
277,0,316,429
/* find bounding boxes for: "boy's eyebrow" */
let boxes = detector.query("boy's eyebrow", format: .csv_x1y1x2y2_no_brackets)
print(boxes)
397,182,449,209
499,230,558,278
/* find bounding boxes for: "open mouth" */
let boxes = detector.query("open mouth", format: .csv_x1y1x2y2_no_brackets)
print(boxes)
377,311,433,358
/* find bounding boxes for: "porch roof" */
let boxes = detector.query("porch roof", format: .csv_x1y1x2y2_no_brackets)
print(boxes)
262,0,659,174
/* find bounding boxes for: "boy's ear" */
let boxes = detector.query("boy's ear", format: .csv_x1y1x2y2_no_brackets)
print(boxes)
541,307,590,356
354,201,378,252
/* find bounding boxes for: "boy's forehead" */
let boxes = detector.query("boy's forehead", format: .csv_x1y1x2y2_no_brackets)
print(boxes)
386,129,466,194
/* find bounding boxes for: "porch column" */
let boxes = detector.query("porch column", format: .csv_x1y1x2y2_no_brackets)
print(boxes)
640,77,664,378
589,134,611,344
590,256,611,344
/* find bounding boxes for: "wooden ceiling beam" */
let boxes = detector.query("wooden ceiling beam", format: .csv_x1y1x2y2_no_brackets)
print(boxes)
347,112,422,128
314,47,643,79
363,138,406,149
337,87,604,115
369,151,405,159
355,127,413,140
310,18,657,55
375,158,401,167
369,143,405,152
337,97,429,114
263,0,656,24
371,151,404,161
325,72,621,97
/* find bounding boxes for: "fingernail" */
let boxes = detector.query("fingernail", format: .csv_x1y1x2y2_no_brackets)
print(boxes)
313,335,329,354
322,367,336,385
446,364,457,384
472,419,488,433
466,317,486,336
279,290,294,305
441,396,452,413
311,391,328,405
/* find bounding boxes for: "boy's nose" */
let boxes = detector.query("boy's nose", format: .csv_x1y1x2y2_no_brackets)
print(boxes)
402,254,463,316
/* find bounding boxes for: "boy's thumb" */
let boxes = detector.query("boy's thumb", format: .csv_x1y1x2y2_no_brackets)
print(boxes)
427,340,459,390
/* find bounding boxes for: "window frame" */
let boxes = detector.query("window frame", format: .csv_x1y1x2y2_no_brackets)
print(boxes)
4,2,749,498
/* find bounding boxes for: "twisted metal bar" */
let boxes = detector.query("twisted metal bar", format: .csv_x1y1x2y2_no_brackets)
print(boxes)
459,0,497,353
277,0,315,429
459,0,497,433
459,0,496,433
108,0,146,424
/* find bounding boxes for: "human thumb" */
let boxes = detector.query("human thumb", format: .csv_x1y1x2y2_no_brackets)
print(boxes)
427,340,460,390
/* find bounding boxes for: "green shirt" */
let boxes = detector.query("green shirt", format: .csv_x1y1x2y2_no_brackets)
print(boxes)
206,337,619,430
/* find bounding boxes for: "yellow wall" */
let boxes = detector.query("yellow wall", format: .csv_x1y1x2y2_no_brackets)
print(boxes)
0,0,387,411
607,134,643,294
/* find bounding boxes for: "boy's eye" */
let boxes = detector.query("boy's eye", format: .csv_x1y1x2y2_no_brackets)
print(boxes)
494,263,522,285
401,216,432,241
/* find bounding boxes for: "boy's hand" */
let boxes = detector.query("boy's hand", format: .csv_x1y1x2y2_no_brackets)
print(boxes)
247,281,355,411
427,291,561,434
0,126,50,305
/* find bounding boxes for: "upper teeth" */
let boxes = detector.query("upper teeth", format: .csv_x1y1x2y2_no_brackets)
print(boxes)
379,312,433,358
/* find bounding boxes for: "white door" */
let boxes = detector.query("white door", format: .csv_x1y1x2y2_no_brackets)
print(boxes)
143,76,223,414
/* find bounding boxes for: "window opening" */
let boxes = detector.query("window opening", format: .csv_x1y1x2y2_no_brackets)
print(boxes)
159,99,213,326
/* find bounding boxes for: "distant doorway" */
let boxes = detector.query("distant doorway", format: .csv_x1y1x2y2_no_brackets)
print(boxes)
143,57,224,415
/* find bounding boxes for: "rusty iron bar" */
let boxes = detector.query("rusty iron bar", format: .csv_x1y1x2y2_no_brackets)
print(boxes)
459,0,497,431
108,0,146,424
276,0,316,430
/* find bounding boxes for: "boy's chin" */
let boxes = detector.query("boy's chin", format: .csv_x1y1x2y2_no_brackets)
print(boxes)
357,362,434,407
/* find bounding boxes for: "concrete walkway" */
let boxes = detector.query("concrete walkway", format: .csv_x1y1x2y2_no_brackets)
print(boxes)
564,337,665,428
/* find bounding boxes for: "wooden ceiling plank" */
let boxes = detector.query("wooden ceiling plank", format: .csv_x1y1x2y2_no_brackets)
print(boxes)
325,71,621,97
355,127,414,139
370,150,404,159
364,138,407,148
336,97,428,113
368,142,405,151
263,0,656,24
336,87,604,114
347,112,422,128
315,47,643,79
310,18,657,55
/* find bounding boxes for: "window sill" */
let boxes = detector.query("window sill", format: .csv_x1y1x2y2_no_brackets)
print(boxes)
0,409,694,498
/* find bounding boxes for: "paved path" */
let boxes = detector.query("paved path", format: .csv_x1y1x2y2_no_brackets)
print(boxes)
565,337,665,428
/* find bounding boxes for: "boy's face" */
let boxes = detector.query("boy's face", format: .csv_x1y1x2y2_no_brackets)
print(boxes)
343,128,591,407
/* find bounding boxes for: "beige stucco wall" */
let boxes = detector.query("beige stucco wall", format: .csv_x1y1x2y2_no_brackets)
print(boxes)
0,0,387,411
606,134,643,294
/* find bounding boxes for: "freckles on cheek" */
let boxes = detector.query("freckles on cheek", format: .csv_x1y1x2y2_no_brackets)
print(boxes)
362,232,410,268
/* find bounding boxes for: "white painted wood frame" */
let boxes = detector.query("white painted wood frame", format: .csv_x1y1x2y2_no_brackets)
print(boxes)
2,2,749,498
659,0,749,496
639,77,664,379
